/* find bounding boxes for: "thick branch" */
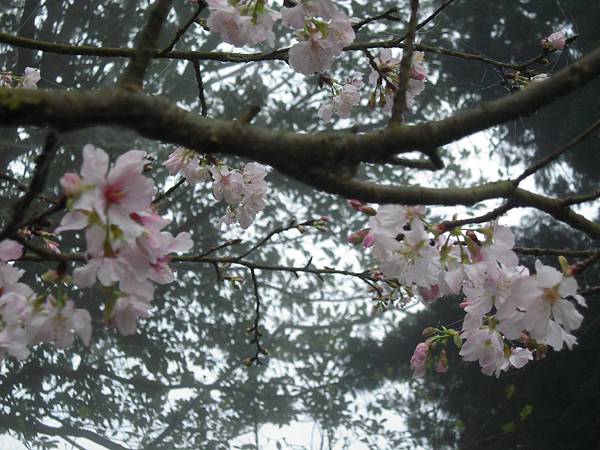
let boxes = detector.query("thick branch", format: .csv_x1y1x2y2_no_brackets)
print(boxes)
118,0,174,90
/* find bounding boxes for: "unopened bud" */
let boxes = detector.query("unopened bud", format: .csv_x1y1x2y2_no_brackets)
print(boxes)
347,199,365,210
359,205,377,216
347,229,369,245
422,327,436,337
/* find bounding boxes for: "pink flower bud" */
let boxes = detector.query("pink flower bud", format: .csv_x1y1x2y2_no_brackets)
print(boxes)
435,350,448,373
541,31,566,50
358,205,377,216
410,340,431,377
60,172,83,197
362,230,375,248
419,284,441,303
347,229,369,245
347,199,365,211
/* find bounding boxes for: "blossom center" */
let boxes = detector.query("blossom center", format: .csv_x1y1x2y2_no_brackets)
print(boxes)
104,185,125,204
543,287,560,304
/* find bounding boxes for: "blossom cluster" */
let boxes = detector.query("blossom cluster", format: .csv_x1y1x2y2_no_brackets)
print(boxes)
367,49,427,113
164,147,269,229
0,67,40,89
0,239,91,361
57,145,193,336
347,202,587,377
205,0,355,75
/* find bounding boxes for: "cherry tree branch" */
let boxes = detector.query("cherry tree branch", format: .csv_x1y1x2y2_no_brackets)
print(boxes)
118,0,174,91
391,0,419,123
515,117,600,183
0,132,58,241
192,59,208,116
159,1,206,55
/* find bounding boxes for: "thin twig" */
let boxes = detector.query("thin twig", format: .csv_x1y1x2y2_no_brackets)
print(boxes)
515,117,600,183
0,171,59,204
159,1,206,55
439,201,515,231
152,177,186,207
246,268,266,366
560,189,600,206
0,132,59,241
192,59,208,116
513,247,596,257
390,0,420,124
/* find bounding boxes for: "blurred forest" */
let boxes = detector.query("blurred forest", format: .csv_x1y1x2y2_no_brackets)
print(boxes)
0,0,599,449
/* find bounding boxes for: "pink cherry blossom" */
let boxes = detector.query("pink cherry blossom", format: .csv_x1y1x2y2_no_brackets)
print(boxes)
210,165,244,205
542,31,566,50
0,325,30,360
0,239,23,261
289,32,335,75
410,340,431,377
164,148,208,184
108,295,152,336
22,67,40,89
319,79,363,121
27,296,91,349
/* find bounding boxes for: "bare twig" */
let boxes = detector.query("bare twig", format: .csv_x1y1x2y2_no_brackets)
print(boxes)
159,1,206,55
246,268,266,366
513,247,596,258
0,132,59,241
192,59,208,116
439,201,515,231
515,117,600,183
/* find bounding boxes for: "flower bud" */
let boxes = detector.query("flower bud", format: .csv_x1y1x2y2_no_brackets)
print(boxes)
347,199,365,210
347,229,369,245
60,172,83,198
422,327,436,337
358,205,377,216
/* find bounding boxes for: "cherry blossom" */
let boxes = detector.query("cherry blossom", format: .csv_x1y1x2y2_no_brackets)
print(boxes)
286,2,355,75
319,79,363,121
206,0,281,47
164,147,208,184
22,67,41,89
0,239,23,261
410,340,431,377
541,31,566,50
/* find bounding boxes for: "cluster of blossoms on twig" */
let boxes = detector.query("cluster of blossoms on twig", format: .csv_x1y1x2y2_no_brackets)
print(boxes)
367,49,427,113
57,145,193,335
164,147,269,229
318,48,429,121
0,239,91,361
506,31,569,90
0,67,40,89
347,202,587,377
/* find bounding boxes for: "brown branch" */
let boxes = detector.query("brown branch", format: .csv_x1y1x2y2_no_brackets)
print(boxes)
516,117,600,183
391,0,420,124
0,31,547,71
353,7,400,31
118,0,174,91
246,268,266,366
439,201,515,231
0,171,59,204
0,132,58,241
159,1,206,55
513,247,596,257
192,59,208,116
560,189,600,206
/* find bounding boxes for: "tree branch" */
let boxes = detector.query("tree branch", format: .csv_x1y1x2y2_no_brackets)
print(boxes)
118,0,174,91
391,0,419,124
